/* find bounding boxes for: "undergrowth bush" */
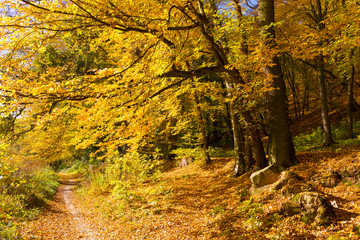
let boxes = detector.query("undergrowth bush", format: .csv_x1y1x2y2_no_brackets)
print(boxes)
81,151,162,197
0,161,59,239
106,151,161,184
171,147,205,162
171,146,234,164
78,151,172,220
208,147,234,158
294,121,360,151
62,159,88,174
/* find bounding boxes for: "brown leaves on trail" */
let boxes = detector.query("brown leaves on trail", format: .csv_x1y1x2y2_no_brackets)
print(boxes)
20,175,113,239
20,184,84,239
21,150,360,239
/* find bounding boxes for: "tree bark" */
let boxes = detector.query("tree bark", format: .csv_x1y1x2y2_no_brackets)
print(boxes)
232,0,268,169
225,81,246,177
347,49,355,139
315,0,334,146
193,93,211,164
317,55,334,145
242,111,268,169
244,129,254,170
259,0,297,171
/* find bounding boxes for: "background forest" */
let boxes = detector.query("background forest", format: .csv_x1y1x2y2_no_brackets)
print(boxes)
1,0,360,239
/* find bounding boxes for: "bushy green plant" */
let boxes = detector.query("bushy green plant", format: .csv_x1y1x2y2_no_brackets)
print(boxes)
106,151,160,183
104,151,161,200
293,127,324,151
0,162,59,239
62,160,87,174
171,147,205,162
0,221,20,240
208,147,234,158
88,171,107,191
294,121,360,151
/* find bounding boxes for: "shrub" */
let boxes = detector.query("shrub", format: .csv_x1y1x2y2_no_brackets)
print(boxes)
106,151,160,184
293,121,360,151
171,146,234,165
208,147,234,158
293,127,324,151
171,147,205,163
0,161,59,239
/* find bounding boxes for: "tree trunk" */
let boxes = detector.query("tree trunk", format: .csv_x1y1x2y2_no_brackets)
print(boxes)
232,0,268,169
193,93,211,164
284,58,300,120
242,111,268,169
315,0,334,146
225,81,246,177
318,55,334,145
244,129,254,170
347,49,355,139
259,0,297,171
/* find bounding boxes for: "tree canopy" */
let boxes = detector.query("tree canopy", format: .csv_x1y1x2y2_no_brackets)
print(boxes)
0,0,359,173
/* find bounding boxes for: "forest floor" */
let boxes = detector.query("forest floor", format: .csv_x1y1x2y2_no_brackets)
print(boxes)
19,146,360,239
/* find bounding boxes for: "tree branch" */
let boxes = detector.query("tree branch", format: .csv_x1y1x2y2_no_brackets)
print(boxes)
160,66,225,78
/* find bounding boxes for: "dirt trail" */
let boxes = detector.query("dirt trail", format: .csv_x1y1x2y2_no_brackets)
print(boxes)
20,174,108,239
62,182,97,239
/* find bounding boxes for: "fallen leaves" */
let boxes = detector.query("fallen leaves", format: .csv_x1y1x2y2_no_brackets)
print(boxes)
20,149,360,239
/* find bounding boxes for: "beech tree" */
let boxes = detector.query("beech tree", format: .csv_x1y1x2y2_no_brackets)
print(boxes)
0,0,263,172
259,0,297,170
10,0,360,174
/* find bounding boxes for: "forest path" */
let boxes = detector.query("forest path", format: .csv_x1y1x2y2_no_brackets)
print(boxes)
20,173,109,239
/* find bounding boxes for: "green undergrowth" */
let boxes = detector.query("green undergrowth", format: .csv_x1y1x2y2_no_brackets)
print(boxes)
75,146,237,221
60,159,88,174
75,151,179,221
79,146,234,196
0,162,59,239
294,121,360,151
171,146,234,163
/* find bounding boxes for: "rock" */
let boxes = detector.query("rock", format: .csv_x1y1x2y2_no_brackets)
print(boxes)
297,192,333,226
272,171,312,194
273,171,303,190
179,157,192,168
280,202,301,216
338,166,360,184
250,164,280,188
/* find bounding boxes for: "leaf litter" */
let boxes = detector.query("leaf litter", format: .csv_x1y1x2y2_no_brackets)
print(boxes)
20,148,360,239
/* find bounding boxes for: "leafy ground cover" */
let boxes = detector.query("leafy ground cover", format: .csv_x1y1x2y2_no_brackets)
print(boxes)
19,146,360,239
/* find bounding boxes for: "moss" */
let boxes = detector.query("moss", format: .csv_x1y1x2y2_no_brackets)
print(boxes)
300,211,315,225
